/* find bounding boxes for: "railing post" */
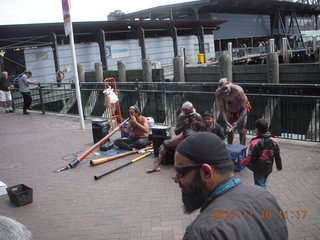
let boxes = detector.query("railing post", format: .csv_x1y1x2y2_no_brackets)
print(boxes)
269,39,275,53
38,83,45,114
135,79,141,110
11,90,16,111
227,42,233,62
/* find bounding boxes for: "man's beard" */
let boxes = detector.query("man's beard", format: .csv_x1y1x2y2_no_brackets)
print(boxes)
182,170,210,214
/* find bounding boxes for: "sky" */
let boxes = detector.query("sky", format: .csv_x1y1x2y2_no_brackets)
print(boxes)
0,0,195,25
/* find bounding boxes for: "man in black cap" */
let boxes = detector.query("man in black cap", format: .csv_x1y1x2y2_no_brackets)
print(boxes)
174,132,288,240
114,105,149,150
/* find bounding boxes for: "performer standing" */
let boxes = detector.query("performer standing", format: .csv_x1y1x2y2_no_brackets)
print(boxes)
215,78,251,145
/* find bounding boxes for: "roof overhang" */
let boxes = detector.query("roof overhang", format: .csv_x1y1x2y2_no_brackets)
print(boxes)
117,0,320,20
0,20,226,49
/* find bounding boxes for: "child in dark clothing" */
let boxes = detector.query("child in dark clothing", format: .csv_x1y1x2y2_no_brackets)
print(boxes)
203,111,225,140
242,119,282,188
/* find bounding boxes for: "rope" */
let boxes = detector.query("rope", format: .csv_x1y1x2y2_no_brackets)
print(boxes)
12,50,52,83
0,36,47,50
3,56,26,68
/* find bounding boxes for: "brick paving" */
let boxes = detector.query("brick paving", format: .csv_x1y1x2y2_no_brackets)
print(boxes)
0,109,319,240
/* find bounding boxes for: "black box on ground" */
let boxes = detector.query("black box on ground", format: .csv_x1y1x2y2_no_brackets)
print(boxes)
151,125,172,157
91,118,111,151
6,184,33,206
91,118,110,144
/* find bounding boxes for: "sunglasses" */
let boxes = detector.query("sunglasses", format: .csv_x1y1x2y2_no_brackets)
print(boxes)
173,164,203,180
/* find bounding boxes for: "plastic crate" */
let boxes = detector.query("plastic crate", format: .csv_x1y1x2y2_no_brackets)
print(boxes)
226,144,247,172
6,184,33,206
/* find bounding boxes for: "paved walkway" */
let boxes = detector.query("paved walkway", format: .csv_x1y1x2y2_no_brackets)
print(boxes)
0,110,319,240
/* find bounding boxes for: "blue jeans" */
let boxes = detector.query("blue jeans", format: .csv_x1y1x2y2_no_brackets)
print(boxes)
254,173,268,189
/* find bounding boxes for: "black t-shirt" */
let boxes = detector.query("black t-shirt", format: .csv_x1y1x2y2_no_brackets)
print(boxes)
207,122,225,140
0,77,12,91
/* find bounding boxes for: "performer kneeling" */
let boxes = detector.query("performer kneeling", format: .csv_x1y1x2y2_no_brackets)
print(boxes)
147,101,204,173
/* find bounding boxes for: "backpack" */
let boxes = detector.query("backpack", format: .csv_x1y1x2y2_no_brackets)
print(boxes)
247,136,276,176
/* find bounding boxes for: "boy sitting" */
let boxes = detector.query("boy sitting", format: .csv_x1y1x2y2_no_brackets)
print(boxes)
203,111,225,140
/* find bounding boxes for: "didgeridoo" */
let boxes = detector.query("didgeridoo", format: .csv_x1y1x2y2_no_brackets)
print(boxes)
54,117,130,172
90,146,153,166
94,151,152,180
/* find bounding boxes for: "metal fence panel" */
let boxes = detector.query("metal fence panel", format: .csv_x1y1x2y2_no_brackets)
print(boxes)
11,82,320,142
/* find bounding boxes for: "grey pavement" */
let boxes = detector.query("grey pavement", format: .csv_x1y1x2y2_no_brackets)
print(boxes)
0,109,319,240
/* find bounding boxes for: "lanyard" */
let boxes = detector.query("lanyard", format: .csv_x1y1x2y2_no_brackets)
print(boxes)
201,177,241,212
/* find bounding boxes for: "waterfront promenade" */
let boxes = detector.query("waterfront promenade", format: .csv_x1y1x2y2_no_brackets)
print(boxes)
0,110,319,240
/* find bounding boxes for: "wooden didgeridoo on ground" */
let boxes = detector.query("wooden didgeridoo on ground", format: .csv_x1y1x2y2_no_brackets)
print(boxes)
68,118,130,168
90,146,153,166
94,151,153,180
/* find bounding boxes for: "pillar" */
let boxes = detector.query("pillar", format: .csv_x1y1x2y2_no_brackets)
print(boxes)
266,52,279,83
218,55,233,81
137,27,147,60
94,62,103,82
142,59,152,82
227,42,233,61
0,55,4,73
173,57,185,82
269,39,275,53
117,60,127,82
77,64,85,82
266,52,281,135
49,32,60,82
97,29,108,70
170,27,179,57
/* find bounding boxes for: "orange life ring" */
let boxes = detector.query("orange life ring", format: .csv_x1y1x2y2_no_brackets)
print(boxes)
56,70,65,82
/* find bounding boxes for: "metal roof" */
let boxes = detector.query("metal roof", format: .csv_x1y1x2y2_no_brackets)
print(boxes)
116,0,320,20
0,19,226,49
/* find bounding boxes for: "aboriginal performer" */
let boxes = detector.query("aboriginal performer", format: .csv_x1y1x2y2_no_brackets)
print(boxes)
147,101,204,173
114,105,149,150
215,78,251,145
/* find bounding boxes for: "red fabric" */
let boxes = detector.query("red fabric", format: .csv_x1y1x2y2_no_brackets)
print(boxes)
177,136,184,142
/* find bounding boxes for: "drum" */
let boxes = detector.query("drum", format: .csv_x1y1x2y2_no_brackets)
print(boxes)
151,125,172,157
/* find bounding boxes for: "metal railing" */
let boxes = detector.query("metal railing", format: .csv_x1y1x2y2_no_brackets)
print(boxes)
11,81,320,142
215,46,270,59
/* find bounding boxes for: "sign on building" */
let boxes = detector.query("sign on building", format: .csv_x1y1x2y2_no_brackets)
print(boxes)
106,44,129,58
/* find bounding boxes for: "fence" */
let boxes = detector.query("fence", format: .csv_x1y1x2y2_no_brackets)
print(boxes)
11,82,320,142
